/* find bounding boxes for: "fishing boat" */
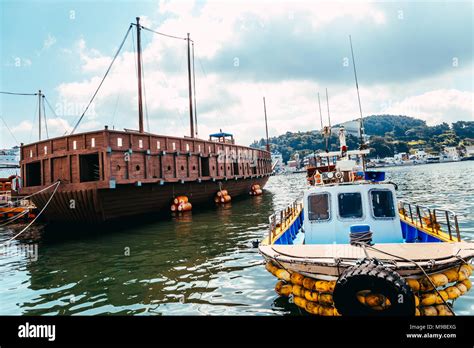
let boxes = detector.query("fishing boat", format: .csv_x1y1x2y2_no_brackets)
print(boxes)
259,126,473,316
13,18,272,224
259,37,473,316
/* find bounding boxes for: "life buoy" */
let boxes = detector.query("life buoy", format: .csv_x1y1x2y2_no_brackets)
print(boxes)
313,171,323,185
333,259,416,316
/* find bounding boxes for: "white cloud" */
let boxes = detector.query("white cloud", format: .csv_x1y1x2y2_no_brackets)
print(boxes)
381,89,474,125
51,0,471,146
43,34,57,50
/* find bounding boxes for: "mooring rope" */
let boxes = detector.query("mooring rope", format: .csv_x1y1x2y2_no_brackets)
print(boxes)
0,210,29,227
0,181,60,246
0,181,61,209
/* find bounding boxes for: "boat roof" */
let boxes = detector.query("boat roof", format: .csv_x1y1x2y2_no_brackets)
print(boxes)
209,132,233,137
316,149,370,158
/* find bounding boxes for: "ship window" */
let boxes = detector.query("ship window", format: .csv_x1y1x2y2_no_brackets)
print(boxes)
157,141,160,149
79,153,100,182
186,144,190,151
308,193,330,221
139,139,143,148
198,145,201,152
117,138,123,147
370,190,395,218
29,150,33,158
25,161,41,187
172,142,176,150
338,192,363,219
44,146,48,154
233,161,239,175
73,140,77,150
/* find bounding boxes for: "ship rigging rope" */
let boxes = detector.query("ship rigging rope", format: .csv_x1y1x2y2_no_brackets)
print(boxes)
140,25,190,42
0,181,63,209
42,96,49,139
70,24,133,135
0,115,19,145
0,181,60,246
0,210,29,227
0,91,38,96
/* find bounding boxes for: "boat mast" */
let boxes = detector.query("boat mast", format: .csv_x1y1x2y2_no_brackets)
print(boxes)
317,92,323,129
38,90,42,141
263,97,270,152
349,35,366,170
324,88,332,153
187,33,194,138
349,35,365,149
136,17,144,133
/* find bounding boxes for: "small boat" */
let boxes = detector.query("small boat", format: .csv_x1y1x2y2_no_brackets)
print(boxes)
259,127,473,316
426,155,441,164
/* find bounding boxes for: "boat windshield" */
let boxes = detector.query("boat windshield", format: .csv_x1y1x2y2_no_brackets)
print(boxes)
338,192,362,219
370,189,395,218
308,193,330,221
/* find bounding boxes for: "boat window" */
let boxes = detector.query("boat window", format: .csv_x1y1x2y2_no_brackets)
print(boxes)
308,193,330,221
370,190,395,218
79,153,100,182
25,161,41,187
338,192,363,219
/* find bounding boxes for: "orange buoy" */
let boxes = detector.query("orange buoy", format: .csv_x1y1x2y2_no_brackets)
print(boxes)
217,190,228,197
215,190,231,204
174,195,189,205
251,184,261,191
253,189,263,196
220,195,232,203
171,204,177,212
178,202,192,212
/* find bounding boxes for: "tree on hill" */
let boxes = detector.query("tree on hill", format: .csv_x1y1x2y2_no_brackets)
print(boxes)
250,115,474,163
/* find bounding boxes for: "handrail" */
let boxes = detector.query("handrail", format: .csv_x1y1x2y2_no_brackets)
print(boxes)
398,200,461,242
267,197,303,244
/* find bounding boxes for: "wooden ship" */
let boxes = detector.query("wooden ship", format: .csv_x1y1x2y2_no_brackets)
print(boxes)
14,18,272,223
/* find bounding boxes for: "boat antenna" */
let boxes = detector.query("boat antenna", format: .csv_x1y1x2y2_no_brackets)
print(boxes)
317,92,323,129
136,17,144,133
324,88,332,153
349,35,365,149
187,33,194,138
263,97,270,152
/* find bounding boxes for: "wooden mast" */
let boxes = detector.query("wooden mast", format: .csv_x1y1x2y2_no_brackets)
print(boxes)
38,90,42,141
136,17,144,133
263,97,270,152
187,33,194,138
192,41,198,137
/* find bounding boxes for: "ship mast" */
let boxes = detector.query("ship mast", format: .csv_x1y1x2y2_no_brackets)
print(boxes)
136,17,144,133
38,90,42,140
263,97,270,152
187,33,194,138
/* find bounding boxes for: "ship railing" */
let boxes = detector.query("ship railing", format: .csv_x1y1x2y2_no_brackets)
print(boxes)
398,200,461,242
267,198,303,245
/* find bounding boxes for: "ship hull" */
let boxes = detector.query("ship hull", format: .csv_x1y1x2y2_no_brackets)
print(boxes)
30,176,269,223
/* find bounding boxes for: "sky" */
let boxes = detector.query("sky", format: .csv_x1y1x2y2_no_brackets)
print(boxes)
0,0,473,149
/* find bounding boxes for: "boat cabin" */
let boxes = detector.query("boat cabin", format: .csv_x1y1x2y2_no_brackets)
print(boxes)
303,183,403,244
209,131,235,144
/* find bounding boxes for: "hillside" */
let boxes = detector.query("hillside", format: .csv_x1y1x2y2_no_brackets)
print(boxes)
250,115,474,163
